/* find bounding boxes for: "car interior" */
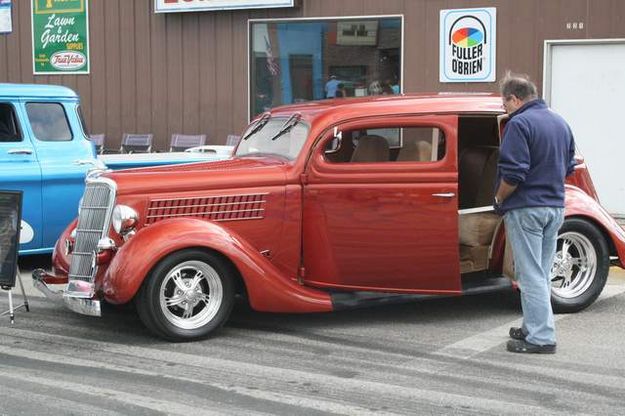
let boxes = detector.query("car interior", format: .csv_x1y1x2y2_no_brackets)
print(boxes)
0,104,21,143
324,126,445,163
457,115,504,275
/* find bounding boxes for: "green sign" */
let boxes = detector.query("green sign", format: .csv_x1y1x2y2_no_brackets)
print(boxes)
31,0,89,74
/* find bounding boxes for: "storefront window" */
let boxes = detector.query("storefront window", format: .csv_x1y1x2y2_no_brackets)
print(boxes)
249,17,402,118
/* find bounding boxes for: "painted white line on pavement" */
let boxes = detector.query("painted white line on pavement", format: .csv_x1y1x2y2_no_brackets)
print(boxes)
433,282,625,360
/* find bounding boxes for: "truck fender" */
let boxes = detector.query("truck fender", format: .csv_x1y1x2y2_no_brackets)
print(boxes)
102,218,333,313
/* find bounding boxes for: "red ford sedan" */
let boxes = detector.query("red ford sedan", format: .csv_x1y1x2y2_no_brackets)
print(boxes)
35,94,625,341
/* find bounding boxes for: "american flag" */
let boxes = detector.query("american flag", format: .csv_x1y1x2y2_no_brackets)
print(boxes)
265,35,280,76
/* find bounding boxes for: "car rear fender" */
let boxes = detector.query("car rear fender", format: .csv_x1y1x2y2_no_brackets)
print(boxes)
489,186,625,271
564,185,625,268
102,218,332,312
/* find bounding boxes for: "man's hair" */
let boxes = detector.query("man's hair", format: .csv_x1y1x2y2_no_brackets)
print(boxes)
499,71,538,101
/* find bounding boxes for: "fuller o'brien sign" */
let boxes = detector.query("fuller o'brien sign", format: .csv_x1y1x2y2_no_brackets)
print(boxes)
440,8,496,83
31,0,89,75
155,0,295,13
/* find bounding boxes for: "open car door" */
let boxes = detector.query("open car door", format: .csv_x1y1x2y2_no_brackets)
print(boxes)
497,113,510,142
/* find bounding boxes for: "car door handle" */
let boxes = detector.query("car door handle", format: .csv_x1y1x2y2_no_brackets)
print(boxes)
8,148,33,155
432,193,456,198
74,159,97,166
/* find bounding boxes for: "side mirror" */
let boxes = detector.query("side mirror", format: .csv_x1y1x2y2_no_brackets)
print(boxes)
325,126,343,154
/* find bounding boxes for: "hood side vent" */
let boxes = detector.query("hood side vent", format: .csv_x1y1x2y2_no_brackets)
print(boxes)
146,193,268,224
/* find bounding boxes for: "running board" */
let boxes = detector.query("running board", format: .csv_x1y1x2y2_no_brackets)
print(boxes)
461,274,514,295
331,291,440,311
330,275,513,311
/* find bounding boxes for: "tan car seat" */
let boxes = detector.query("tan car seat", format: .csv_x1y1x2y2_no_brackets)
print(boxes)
350,135,389,162
396,138,433,162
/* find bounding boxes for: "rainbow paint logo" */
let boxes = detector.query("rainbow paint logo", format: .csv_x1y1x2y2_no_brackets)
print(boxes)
451,27,484,48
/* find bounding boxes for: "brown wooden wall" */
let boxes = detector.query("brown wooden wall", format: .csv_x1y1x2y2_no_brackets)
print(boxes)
0,0,624,150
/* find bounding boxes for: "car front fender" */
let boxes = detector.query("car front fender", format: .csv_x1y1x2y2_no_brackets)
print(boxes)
101,218,332,312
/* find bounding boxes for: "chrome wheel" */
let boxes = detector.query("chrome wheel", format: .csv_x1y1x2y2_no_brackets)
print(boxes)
551,231,597,299
158,260,224,330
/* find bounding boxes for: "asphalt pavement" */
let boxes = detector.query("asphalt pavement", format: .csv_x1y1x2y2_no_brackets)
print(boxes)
0,255,624,415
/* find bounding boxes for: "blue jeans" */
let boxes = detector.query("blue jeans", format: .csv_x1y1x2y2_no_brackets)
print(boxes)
504,207,564,346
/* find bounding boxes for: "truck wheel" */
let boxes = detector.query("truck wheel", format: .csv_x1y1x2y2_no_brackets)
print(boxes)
551,218,609,313
136,249,235,341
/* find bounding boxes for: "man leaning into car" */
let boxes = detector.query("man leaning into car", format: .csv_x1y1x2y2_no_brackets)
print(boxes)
494,72,576,354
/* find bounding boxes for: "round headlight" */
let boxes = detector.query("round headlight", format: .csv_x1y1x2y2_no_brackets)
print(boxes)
112,205,139,235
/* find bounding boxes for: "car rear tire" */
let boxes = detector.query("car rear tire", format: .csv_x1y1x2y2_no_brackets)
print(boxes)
551,218,609,313
136,249,235,341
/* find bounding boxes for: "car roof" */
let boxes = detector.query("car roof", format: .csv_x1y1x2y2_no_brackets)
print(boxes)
267,93,505,123
0,83,79,99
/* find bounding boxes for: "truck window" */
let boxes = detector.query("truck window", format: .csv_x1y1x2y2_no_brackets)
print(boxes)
77,105,90,136
0,103,22,142
26,102,73,142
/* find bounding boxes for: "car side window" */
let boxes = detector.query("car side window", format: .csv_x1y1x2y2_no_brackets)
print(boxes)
0,103,22,143
26,102,73,142
325,126,446,163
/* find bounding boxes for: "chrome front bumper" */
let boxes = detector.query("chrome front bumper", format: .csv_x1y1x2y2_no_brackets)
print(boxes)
32,269,102,317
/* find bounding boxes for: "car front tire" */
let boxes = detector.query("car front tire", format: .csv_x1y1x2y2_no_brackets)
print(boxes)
136,249,235,341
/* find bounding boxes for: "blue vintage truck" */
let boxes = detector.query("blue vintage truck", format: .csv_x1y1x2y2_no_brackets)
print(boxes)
0,83,230,255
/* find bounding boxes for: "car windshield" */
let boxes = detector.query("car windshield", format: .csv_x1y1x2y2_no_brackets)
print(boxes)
235,116,309,161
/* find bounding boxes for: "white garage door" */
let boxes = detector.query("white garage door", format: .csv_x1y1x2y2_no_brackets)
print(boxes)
544,40,625,217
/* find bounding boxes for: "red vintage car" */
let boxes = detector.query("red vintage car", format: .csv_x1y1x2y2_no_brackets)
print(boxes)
34,94,625,341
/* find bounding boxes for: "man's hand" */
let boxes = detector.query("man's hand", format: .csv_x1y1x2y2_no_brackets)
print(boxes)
494,179,518,215
493,196,504,215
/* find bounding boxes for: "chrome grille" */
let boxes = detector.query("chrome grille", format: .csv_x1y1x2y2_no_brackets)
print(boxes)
68,179,116,284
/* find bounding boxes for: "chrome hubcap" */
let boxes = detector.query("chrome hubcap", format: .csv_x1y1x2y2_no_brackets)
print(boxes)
551,231,597,299
159,260,223,330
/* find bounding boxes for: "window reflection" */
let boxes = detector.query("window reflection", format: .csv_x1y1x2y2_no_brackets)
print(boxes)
26,103,72,142
250,17,402,117
235,117,309,160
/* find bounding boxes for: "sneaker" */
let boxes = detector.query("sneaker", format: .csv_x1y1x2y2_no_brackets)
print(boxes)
509,327,527,340
506,339,556,354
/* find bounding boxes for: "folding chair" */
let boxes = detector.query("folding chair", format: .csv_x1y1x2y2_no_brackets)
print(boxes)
169,133,207,152
226,134,240,146
120,133,153,154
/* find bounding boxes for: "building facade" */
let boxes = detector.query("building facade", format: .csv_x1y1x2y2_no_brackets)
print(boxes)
0,0,624,152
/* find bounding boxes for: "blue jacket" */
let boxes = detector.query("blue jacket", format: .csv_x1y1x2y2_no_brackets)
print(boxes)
497,99,576,213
